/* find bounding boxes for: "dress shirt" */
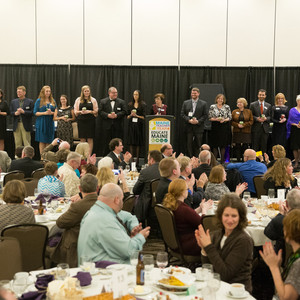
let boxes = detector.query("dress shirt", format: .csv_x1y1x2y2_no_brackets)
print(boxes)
192,99,198,114
57,163,80,197
78,201,143,265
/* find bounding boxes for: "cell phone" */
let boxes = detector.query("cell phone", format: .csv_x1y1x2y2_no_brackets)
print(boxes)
57,138,61,144
256,151,262,157
112,169,121,175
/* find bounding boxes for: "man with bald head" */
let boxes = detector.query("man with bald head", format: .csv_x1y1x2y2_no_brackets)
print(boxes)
192,150,212,179
226,149,267,194
78,183,150,264
41,138,70,163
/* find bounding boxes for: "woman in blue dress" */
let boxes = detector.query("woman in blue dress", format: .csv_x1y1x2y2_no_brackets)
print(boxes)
34,85,57,155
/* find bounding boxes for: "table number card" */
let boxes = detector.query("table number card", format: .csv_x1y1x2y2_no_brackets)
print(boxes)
111,269,128,298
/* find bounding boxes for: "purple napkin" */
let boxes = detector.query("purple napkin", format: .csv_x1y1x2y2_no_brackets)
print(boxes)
48,234,62,247
19,291,44,300
73,271,92,287
95,260,117,268
35,194,60,204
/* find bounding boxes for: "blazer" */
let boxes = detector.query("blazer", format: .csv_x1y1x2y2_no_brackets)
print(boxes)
181,99,207,133
52,193,98,267
8,157,43,178
133,163,160,222
10,97,34,132
249,100,272,134
231,109,253,134
107,151,129,170
99,97,127,130
192,163,211,179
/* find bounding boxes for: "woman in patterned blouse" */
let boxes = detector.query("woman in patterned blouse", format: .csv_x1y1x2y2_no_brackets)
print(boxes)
208,94,232,164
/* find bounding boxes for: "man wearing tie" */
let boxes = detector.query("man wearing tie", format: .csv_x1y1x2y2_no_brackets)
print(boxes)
249,89,271,154
99,87,127,155
181,88,207,157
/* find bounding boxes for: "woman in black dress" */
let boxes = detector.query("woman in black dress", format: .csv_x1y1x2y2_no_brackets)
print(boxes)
271,93,289,147
74,85,98,155
54,95,75,146
127,90,146,166
0,89,10,150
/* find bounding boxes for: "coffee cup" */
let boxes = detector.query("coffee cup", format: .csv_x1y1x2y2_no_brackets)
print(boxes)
230,283,245,297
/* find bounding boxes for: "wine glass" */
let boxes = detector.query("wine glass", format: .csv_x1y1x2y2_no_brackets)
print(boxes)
130,250,139,267
156,252,168,271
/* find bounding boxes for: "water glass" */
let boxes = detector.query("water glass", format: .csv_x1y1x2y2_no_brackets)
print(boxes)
34,188,39,198
243,191,251,201
143,254,154,284
207,273,221,291
202,264,213,281
56,263,70,280
51,200,58,211
268,189,275,199
156,252,168,270
12,273,28,296
130,251,139,266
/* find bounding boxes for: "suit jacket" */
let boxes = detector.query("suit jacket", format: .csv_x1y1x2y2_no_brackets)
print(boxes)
10,98,34,132
249,101,271,134
99,97,127,130
156,177,171,204
107,151,129,169
52,193,98,267
231,109,253,134
192,163,211,179
133,163,160,221
8,157,43,178
181,99,207,133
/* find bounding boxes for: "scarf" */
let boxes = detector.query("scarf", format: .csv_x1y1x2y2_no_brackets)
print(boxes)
282,247,300,281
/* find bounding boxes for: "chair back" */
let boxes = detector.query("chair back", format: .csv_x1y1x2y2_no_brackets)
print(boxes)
1,224,49,272
202,215,219,232
253,175,267,198
150,178,160,207
0,236,22,280
123,195,136,213
32,168,46,179
72,122,81,146
3,171,25,186
21,178,39,197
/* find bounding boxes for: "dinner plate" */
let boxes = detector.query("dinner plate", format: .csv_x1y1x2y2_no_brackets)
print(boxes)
163,266,191,276
226,291,250,299
128,286,152,296
35,215,49,223
106,264,134,273
154,284,188,295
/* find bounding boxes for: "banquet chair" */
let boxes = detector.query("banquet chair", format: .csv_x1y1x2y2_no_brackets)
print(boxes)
21,178,39,196
150,178,160,207
202,215,218,233
253,175,267,199
32,168,46,179
122,194,136,213
0,236,22,280
1,224,49,272
72,122,81,147
154,204,201,267
3,170,25,186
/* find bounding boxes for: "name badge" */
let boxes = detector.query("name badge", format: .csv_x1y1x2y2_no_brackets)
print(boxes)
188,112,193,117
26,106,30,109
160,109,164,112
59,109,63,112
276,107,280,110
132,117,138,123
236,112,240,115
117,107,121,111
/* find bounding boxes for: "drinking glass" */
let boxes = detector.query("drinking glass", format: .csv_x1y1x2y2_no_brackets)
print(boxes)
202,263,213,281
56,263,70,280
130,251,139,267
143,254,154,284
34,188,39,198
51,200,58,212
207,273,221,291
156,252,168,270
125,165,130,174
12,273,28,296
243,191,251,201
268,189,275,199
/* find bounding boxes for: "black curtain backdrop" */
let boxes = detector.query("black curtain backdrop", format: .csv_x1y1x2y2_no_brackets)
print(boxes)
1,64,300,157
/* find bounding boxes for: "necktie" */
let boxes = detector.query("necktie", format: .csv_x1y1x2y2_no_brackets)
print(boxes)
118,155,122,163
116,216,131,236
260,102,263,115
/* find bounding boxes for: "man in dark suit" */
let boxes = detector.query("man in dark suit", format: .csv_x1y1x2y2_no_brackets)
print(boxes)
181,87,208,157
133,150,162,224
8,146,43,178
250,89,271,154
107,138,132,169
10,86,34,148
99,87,127,155
192,150,212,179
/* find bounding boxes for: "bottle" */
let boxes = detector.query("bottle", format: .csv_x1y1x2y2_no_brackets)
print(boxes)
136,252,144,285
38,199,44,215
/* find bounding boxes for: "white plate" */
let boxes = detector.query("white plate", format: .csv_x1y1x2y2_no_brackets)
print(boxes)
226,291,250,299
163,267,191,276
154,284,188,295
106,264,134,273
129,286,152,296
35,215,49,223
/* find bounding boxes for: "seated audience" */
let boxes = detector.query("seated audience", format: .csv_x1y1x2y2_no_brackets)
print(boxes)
163,179,212,256
195,193,254,292
260,209,300,300
226,149,267,194
263,158,297,196
199,144,218,167
133,150,162,224
192,150,212,179
8,146,43,178
14,146,24,159
37,162,65,197
265,188,300,254
0,150,11,172
41,138,70,163
0,180,35,233
52,174,99,267
107,138,132,169
58,152,81,197
160,143,174,158
263,144,286,168
204,165,247,201
80,163,98,177
77,183,150,264
98,156,114,170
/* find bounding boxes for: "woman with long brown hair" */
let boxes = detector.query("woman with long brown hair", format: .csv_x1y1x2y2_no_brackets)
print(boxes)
34,85,57,154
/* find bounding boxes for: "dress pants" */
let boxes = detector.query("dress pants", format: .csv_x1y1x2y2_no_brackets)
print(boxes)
252,126,268,154
187,131,202,158
13,122,31,148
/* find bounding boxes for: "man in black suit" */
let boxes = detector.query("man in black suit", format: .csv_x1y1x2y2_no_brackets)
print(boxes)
250,89,271,154
8,146,43,178
107,138,132,169
10,86,34,148
99,87,127,155
133,150,162,224
181,87,208,157
192,150,212,179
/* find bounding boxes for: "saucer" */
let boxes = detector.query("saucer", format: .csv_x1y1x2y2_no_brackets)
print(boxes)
226,290,250,299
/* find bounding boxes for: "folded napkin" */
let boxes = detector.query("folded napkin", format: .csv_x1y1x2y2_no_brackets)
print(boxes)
73,271,92,287
35,194,60,204
95,260,117,268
